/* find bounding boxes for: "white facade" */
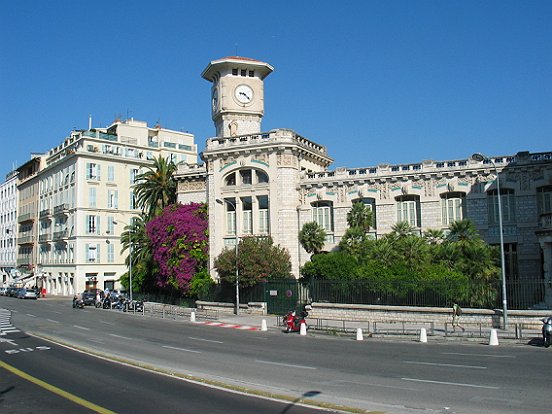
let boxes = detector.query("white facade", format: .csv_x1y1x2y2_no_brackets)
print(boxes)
0,170,18,285
176,56,552,308
16,118,197,295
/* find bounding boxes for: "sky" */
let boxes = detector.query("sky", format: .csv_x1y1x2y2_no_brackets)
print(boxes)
1,1,550,178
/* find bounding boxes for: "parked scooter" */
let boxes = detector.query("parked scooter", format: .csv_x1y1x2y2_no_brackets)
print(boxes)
283,305,311,333
543,316,552,348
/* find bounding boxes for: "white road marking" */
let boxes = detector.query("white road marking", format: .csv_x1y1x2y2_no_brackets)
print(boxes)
162,345,201,354
255,359,317,370
441,352,515,359
26,314,37,318
100,320,115,326
46,310,62,314
109,334,133,340
402,377,499,390
47,319,60,323
73,325,90,331
188,337,224,344
403,360,487,369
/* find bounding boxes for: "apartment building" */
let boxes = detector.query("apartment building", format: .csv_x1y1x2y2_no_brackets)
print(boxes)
16,118,197,295
0,170,18,285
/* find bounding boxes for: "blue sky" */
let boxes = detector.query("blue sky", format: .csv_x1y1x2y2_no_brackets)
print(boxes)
1,1,550,178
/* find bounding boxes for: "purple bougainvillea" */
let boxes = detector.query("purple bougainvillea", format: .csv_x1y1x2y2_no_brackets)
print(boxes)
146,203,208,294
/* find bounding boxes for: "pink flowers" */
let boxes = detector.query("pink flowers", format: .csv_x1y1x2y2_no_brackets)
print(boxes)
146,203,208,293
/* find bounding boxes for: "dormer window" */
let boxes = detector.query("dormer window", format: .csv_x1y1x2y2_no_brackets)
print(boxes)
248,70,254,77
240,69,247,76
232,68,238,76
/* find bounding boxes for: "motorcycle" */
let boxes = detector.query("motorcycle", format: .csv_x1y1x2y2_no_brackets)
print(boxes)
543,317,552,348
284,309,308,333
72,297,84,309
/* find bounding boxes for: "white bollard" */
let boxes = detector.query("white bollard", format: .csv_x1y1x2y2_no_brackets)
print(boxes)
261,319,267,332
488,329,499,346
419,327,427,343
300,321,307,336
190,310,196,323
356,328,364,341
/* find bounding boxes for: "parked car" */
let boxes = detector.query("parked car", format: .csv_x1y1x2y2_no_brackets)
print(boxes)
16,288,38,299
0,287,7,296
82,289,102,306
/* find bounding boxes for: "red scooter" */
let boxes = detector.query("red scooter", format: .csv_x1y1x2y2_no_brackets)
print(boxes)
283,308,310,333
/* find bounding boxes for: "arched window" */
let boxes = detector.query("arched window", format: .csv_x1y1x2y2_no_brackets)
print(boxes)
396,195,421,227
312,201,333,232
441,192,466,226
352,197,376,228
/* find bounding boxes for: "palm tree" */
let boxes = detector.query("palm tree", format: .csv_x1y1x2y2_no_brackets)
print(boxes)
299,222,326,255
423,229,445,245
134,156,177,219
389,221,417,239
447,220,479,243
347,202,373,232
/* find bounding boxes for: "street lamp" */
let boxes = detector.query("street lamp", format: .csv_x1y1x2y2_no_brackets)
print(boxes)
471,152,508,329
216,198,239,315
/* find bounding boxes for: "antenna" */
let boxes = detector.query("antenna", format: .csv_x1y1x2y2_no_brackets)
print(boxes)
88,114,92,130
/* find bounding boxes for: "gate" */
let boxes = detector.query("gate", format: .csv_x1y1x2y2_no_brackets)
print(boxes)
263,281,309,315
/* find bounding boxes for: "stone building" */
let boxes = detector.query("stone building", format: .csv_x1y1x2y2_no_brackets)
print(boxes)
176,56,551,307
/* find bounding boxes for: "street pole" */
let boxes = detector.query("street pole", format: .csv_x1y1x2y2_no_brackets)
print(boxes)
472,153,508,329
216,198,239,315
129,227,133,302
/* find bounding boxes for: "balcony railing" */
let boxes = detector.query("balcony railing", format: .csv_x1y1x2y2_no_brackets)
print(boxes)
539,212,552,229
39,209,51,218
53,204,69,215
18,235,34,244
39,233,50,242
18,213,33,223
53,229,68,240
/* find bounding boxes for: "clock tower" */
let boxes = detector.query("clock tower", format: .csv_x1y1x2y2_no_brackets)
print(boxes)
202,56,274,137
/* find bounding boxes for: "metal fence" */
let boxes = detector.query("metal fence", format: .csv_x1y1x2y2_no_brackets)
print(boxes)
200,278,550,312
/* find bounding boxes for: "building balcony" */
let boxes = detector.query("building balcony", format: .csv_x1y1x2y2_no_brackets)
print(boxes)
16,258,31,266
53,204,69,215
39,233,51,242
18,235,34,244
539,213,552,230
18,213,34,223
39,209,51,218
53,229,68,240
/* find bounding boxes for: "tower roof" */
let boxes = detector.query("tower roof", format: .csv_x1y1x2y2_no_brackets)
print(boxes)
202,56,274,81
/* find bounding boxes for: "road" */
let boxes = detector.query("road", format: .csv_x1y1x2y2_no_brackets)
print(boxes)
2,296,551,413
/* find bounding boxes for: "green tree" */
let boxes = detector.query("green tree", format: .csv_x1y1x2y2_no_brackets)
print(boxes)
214,236,293,288
119,214,157,293
346,201,373,232
423,228,445,245
299,221,326,255
134,156,177,220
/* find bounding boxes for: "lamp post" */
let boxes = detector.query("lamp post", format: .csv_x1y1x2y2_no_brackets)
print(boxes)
216,198,239,315
471,152,508,329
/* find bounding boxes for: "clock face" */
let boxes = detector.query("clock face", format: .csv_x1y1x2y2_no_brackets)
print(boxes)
234,84,253,104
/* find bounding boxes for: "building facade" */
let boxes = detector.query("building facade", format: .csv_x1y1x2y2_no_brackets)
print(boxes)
15,118,197,295
0,170,18,285
176,56,552,307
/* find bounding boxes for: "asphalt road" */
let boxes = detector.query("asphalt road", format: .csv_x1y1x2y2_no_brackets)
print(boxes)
2,296,551,414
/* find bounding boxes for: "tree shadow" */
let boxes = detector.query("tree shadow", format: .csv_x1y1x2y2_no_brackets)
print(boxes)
281,390,321,414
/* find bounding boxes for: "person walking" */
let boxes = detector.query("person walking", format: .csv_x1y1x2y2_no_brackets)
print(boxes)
452,303,465,332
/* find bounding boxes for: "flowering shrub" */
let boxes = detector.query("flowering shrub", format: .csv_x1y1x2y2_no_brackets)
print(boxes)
146,203,208,294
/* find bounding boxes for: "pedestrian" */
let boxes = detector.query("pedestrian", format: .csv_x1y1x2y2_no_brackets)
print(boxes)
452,303,465,332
